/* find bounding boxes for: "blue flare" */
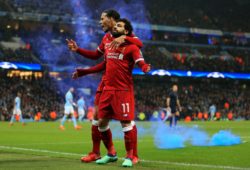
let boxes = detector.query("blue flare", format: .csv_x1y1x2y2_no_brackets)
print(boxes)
153,121,242,149
209,130,241,146
69,0,94,47
154,122,185,149
136,125,148,137
109,122,123,139
181,126,210,146
99,0,152,40
109,121,149,139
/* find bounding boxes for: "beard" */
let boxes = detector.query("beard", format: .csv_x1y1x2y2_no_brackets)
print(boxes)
112,31,124,38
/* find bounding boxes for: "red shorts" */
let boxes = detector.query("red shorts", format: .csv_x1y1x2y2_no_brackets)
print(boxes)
94,91,102,106
98,90,134,121
95,80,105,106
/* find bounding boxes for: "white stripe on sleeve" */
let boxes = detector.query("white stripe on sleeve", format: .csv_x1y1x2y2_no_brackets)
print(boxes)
135,58,144,64
97,47,104,54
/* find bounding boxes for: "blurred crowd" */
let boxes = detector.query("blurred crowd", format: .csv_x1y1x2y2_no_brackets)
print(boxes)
1,42,249,72
0,47,39,63
0,74,63,121
0,74,249,121
145,0,250,32
134,76,250,120
0,72,102,121
143,45,249,72
2,0,250,32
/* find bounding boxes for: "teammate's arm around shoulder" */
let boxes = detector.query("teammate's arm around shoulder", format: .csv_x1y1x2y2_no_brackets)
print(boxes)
110,34,143,50
125,36,143,48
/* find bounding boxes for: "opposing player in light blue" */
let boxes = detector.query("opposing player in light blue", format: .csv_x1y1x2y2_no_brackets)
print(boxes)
77,96,86,122
60,87,81,130
10,92,25,126
209,104,216,120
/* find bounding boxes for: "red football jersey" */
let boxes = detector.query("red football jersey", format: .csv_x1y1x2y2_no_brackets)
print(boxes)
96,33,142,92
96,33,113,92
97,33,113,54
103,43,144,91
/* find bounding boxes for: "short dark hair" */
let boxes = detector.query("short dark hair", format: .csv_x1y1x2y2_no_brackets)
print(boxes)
117,18,133,36
103,9,120,21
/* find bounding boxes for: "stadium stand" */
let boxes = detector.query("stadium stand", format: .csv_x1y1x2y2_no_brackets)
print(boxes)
0,0,250,121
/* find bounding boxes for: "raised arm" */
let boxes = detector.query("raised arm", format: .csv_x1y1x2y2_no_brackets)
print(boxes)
66,39,103,60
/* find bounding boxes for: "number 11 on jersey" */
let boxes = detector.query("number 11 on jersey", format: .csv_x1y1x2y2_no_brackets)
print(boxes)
122,103,130,113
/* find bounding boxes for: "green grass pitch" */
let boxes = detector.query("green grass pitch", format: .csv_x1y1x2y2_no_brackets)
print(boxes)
0,121,250,170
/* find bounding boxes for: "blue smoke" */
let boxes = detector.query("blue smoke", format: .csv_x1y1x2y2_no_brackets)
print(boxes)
153,122,184,149
19,1,102,106
153,122,242,149
98,0,152,40
101,120,242,149
210,130,241,146
109,121,123,139
136,124,148,137
28,29,99,92
180,125,210,146
69,0,96,47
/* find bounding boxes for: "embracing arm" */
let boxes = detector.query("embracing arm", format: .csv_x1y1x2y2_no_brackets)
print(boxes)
125,36,143,49
110,35,143,49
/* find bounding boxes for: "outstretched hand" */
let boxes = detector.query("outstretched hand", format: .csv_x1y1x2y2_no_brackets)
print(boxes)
145,64,151,73
66,39,78,52
72,70,79,80
72,68,89,79
143,64,151,73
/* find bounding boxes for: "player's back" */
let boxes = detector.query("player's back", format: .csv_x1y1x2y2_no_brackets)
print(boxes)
77,99,85,109
169,91,178,107
209,105,216,113
15,97,21,109
65,91,73,106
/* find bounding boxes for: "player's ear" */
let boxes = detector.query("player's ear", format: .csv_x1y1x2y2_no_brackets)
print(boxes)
124,30,129,35
110,18,116,25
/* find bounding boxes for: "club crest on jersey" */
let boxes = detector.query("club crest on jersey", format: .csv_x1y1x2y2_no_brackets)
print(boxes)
118,54,124,60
